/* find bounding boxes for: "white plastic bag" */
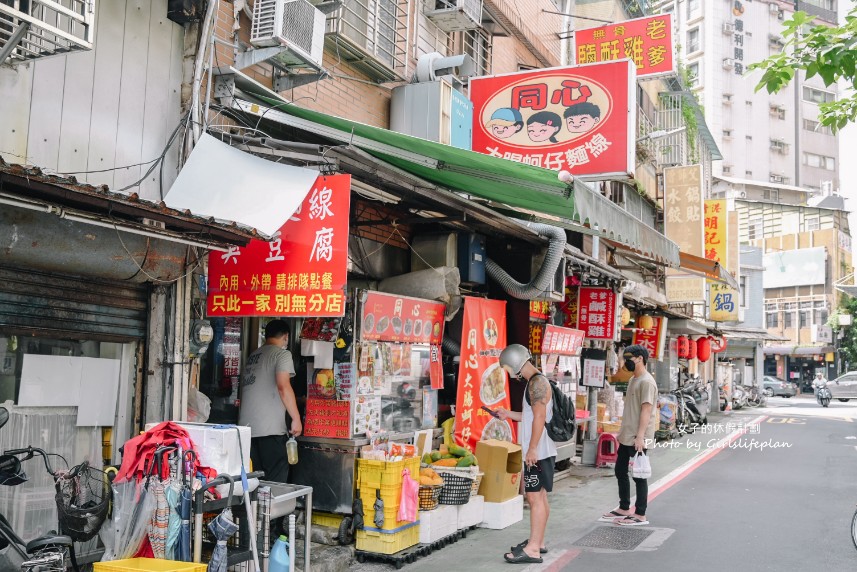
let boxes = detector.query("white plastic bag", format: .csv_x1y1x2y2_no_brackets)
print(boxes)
630,451,651,479
187,386,211,422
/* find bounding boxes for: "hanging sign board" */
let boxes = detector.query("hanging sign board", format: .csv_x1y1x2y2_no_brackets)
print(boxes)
469,60,636,178
206,175,351,317
575,14,675,78
359,291,446,344
577,287,617,339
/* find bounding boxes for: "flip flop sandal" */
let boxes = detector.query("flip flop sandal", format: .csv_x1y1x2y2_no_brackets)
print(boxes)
598,510,629,522
511,540,548,554
504,546,543,564
616,516,649,526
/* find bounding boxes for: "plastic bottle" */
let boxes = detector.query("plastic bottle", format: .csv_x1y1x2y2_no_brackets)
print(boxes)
269,535,290,572
286,437,298,465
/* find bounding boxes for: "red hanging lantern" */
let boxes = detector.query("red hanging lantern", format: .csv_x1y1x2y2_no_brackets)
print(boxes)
687,337,697,360
697,337,711,362
676,336,689,359
711,336,728,353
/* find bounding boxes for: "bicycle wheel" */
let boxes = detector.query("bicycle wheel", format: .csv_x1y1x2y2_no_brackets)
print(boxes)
851,507,857,551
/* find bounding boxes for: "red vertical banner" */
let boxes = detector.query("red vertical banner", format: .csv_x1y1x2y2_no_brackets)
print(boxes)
206,174,351,317
429,345,444,390
454,297,516,452
577,287,617,339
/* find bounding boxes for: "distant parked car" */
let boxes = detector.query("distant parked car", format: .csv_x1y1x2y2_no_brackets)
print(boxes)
828,372,857,402
762,376,796,397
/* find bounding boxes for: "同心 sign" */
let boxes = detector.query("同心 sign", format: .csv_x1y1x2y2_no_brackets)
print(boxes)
575,14,675,78
469,61,636,178
206,175,351,317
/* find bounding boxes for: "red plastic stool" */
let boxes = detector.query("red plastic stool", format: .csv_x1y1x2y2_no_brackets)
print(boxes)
595,432,619,468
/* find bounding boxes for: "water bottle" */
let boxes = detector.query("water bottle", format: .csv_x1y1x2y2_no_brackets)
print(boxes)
286,437,299,465
269,535,290,572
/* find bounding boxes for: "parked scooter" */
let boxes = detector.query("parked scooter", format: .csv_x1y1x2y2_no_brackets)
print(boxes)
816,379,832,408
732,386,748,410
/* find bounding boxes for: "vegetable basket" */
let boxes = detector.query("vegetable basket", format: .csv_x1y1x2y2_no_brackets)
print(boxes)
418,484,443,511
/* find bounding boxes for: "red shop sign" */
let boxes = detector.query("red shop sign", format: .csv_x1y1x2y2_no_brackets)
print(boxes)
454,297,516,452
632,316,667,361
577,287,616,340
542,324,585,356
206,175,351,317
469,61,636,179
575,14,675,78
303,398,351,439
360,291,446,345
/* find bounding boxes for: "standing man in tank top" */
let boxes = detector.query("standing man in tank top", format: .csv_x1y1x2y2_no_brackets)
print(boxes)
495,344,556,564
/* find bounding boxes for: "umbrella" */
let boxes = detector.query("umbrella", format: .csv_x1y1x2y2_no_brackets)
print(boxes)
373,489,384,529
101,479,156,561
148,447,176,559
206,477,238,572
177,450,196,562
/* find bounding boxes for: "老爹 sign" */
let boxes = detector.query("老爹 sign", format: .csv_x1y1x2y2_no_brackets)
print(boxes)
206,175,351,317
469,61,636,178
575,14,675,78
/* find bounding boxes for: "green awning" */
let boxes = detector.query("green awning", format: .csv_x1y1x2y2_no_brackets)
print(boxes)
225,85,679,266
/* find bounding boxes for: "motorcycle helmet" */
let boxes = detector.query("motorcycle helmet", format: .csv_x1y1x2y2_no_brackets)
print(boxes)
499,344,531,377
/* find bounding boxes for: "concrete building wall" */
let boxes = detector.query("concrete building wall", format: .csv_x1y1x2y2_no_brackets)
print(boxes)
740,246,764,330
663,0,839,191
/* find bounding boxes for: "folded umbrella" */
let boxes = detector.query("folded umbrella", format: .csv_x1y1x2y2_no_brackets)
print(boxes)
206,477,239,572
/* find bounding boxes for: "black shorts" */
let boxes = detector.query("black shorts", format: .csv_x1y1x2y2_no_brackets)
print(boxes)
523,456,555,493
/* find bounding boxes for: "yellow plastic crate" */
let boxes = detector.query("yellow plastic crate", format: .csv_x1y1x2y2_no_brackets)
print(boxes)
356,456,420,489
356,522,420,555
312,511,345,528
94,559,207,572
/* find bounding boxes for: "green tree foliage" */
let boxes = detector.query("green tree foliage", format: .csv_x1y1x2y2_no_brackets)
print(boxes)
837,296,857,367
749,8,857,132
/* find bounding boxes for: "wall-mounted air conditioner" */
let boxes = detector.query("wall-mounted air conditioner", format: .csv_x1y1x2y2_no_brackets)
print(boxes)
722,22,735,34
410,233,487,285
250,0,326,69
769,3,780,14
529,252,565,302
722,58,735,70
390,78,474,150
424,0,483,32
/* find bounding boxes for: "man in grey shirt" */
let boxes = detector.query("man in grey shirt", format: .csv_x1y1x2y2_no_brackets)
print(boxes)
601,344,657,526
239,319,301,483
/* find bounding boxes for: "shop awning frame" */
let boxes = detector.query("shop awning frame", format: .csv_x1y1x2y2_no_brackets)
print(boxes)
677,251,740,289
763,345,834,356
213,68,680,267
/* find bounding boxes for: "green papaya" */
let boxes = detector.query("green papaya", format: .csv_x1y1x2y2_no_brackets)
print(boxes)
456,454,476,467
422,453,433,465
430,451,442,462
448,444,469,458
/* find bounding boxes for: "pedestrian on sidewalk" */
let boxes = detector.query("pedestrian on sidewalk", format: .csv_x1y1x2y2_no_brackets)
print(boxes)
495,344,555,564
601,344,657,527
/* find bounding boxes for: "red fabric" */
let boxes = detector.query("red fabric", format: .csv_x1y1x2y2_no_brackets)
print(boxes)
114,421,216,483
135,536,154,558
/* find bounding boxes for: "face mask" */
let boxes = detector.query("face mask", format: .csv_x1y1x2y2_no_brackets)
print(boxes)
624,359,636,372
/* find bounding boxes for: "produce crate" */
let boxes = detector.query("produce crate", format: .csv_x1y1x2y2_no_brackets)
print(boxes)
94,559,207,572
356,521,420,555
359,491,412,531
437,472,473,505
312,511,345,528
356,457,420,489
418,484,443,511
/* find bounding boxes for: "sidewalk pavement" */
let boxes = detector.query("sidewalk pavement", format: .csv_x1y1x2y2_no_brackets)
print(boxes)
351,412,740,571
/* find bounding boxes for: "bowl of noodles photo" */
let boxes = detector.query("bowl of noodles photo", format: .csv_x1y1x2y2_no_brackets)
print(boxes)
481,417,512,442
480,362,507,406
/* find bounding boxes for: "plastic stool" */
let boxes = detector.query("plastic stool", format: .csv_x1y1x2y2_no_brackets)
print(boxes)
595,433,619,468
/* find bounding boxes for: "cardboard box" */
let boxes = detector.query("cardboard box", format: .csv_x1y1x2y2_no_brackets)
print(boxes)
456,495,485,530
597,403,608,422
480,495,524,530
475,440,522,504
418,505,457,544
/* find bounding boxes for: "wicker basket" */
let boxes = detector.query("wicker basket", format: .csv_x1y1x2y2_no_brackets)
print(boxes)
418,484,443,511
470,472,484,496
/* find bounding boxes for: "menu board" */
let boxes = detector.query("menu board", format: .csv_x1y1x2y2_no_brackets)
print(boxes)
360,291,446,344
542,325,585,356
351,394,382,435
303,398,350,438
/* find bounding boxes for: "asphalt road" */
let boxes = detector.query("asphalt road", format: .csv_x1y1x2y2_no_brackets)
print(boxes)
569,395,857,572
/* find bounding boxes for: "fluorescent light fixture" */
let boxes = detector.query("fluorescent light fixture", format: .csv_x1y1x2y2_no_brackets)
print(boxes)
351,179,401,204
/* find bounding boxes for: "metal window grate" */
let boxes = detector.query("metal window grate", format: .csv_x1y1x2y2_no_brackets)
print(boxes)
0,0,94,65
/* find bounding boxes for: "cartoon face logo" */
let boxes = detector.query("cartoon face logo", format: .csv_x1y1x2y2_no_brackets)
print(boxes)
526,111,562,143
564,102,602,134
486,107,524,140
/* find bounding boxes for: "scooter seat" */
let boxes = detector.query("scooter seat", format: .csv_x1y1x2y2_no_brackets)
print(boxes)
26,534,72,553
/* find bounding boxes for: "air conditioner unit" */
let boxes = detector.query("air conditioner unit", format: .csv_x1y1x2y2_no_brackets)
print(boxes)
722,58,735,69
410,233,487,285
737,190,747,198
529,252,565,302
777,10,784,19
250,0,326,69
424,0,483,32
722,22,735,34
769,3,780,14
390,79,474,149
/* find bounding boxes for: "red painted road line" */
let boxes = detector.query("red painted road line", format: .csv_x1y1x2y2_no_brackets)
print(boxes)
544,548,582,572
647,414,768,503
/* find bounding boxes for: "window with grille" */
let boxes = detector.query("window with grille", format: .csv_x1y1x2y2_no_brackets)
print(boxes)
784,312,793,328
687,28,701,53
803,119,833,135
802,86,836,104
766,312,779,328
806,217,820,231
804,152,836,170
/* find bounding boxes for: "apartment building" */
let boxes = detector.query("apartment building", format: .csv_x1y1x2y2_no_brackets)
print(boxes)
656,0,840,193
